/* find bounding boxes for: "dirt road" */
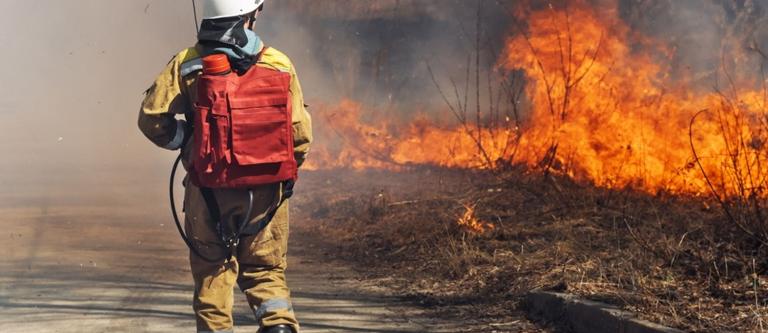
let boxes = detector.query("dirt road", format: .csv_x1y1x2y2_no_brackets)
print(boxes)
0,168,521,332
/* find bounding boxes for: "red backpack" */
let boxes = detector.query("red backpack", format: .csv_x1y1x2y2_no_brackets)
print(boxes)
190,52,297,188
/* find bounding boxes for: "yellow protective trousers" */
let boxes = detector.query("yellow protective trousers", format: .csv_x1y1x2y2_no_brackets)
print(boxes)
183,181,299,333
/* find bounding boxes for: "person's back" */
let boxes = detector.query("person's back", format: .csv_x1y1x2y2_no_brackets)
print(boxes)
137,1,312,332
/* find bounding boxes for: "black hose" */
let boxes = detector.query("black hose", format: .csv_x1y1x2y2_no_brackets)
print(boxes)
170,154,276,263
170,154,226,263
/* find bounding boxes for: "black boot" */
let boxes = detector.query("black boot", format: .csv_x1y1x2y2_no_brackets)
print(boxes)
262,324,294,333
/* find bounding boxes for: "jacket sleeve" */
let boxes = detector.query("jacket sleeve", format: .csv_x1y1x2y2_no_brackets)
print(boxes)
138,54,190,150
288,66,313,167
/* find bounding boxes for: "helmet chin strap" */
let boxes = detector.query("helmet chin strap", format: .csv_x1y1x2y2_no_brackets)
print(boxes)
247,10,259,30
247,4,263,30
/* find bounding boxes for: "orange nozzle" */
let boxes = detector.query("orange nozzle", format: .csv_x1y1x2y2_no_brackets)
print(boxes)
202,54,231,75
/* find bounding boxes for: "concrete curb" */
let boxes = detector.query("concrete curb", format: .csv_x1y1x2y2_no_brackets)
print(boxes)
523,291,687,333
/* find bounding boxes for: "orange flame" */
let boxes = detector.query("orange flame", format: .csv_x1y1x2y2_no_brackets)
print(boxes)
457,204,495,234
307,1,768,198
304,100,516,170
501,1,768,196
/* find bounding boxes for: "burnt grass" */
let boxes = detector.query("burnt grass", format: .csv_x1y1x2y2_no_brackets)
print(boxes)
293,167,768,332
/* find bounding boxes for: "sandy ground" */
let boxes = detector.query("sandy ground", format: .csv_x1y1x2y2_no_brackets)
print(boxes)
0,168,528,333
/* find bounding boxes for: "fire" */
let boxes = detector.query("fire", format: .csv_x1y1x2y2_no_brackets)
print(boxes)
457,204,494,234
307,1,768,198
303,100,516,170
501,1,767,196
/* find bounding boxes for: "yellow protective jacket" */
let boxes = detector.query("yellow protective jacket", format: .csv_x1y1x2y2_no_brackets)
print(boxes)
138,46,313,166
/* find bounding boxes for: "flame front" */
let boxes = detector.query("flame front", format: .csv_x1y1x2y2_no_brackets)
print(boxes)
308,1,768,198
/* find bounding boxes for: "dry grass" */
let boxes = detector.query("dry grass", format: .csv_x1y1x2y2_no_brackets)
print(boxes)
295,168,768,333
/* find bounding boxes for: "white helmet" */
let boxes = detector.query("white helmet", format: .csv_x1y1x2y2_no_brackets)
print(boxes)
202,0,264,20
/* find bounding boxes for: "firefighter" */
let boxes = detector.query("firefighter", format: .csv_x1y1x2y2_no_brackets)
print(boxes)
138,1,311,332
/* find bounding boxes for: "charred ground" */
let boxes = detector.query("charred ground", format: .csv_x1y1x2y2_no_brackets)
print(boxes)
294,168,768,333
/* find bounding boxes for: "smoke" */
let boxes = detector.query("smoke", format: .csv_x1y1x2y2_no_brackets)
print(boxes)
256,1,514,111
0,1,194,200
615,0,768,88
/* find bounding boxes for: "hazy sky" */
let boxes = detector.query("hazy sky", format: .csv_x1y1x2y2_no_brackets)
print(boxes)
0,1,195,176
